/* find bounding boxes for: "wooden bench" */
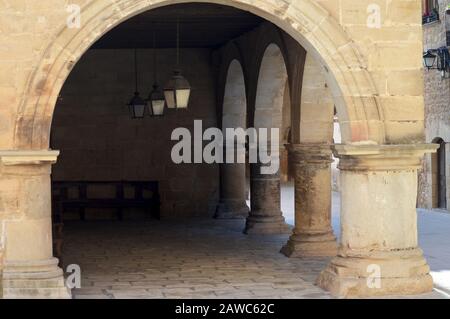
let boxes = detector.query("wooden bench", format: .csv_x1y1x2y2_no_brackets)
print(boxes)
51,181,160,260
52,181,160,220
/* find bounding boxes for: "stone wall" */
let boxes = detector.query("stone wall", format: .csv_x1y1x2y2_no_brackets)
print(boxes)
0,0,429,149
51,48,220,218
419,0,450,210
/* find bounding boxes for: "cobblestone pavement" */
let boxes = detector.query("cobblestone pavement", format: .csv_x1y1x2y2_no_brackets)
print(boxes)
62,218,446,299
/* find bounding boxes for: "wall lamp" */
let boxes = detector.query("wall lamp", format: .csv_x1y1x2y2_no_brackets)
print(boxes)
423,47,450,79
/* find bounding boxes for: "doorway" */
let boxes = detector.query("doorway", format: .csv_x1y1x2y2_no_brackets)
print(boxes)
432,138,447,209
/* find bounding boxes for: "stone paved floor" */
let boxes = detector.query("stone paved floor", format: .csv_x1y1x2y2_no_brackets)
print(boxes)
61,182,449,299
63,219,333,299
63,216,446,299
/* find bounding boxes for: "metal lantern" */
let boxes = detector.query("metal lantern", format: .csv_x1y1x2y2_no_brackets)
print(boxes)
148,83,166,116
128,49,146,119
423,51,437,69
164,69,191,109
423,48,450,78
128,92,146,119
147,29,166,116
164,20,191,109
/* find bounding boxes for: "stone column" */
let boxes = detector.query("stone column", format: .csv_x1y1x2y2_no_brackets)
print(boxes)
0,150,70,299
215,144,249,219
280,145,289,182
245,147,290,234
281,144,337,257
316,144,438,297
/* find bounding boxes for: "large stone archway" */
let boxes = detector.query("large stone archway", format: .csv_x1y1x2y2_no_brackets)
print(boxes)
13,0,385,150
0,0,440,298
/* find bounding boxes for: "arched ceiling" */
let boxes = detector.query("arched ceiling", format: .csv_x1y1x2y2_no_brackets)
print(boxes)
92,3,264,49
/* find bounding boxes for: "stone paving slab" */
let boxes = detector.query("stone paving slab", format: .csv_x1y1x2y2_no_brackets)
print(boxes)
62,217,447,299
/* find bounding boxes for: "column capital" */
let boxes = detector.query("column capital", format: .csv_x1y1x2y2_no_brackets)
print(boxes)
287,143,333,166
0,150,60,166
333,144,438,171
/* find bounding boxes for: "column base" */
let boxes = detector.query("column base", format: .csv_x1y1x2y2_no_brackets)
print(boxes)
281,231,337,257
316,248,433,297
244,215,291,235
2,258,71,299
215,200,249,219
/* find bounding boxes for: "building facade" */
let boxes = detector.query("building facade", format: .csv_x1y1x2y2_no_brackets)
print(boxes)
420,0,450,211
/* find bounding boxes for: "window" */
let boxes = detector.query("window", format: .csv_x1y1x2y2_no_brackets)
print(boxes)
423,0,440,24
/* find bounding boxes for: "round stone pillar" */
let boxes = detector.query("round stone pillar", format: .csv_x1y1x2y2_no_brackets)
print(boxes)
0,150,70,299
245,148,290,234
215,144,249,219
316,144,438,297
280,145,289,182
281,144,337,257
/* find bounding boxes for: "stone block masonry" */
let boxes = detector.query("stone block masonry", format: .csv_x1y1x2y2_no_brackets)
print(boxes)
51,48,220,219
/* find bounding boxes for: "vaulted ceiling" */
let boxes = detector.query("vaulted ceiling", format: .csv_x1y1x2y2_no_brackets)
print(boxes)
92,3,264,49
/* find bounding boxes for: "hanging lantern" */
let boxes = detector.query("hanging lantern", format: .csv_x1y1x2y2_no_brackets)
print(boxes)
147,28,166,116
128,49,146,119
164,69,191,109
128,92,146,119
164,19,191,109
148,83,166,116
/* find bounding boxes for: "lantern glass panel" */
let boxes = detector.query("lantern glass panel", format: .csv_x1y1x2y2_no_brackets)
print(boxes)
130,104,145,119
164,89,176,108
129,93,146,118
175,89,190,108
148,84,165,116
132,104,146,118
152,99,165,115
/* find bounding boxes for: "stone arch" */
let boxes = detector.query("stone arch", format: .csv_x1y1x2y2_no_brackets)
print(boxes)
281,79,291,144
253,43,288,133
216,41,247,129
299,53,335,144
246,23,291,129
222,60,247,131
14,0,385,150
215,57,250,219
280,78,291,181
